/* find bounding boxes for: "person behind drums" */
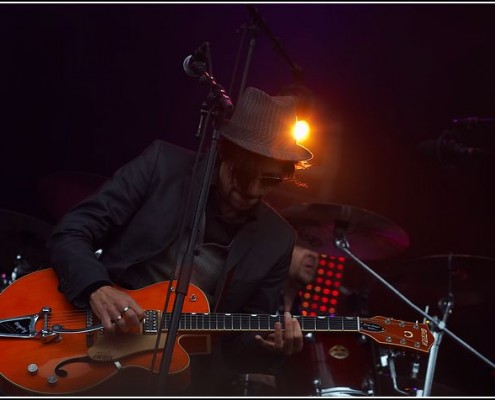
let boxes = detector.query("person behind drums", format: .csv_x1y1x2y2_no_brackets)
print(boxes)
47,87,313,396
275,231,323,396
282,235,321,315
275,228,376,397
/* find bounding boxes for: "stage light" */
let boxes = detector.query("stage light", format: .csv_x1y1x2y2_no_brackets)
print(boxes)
279,83,313,143
293,119,310,142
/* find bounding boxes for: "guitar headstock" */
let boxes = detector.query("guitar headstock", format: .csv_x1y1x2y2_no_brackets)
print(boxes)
360,316,434,353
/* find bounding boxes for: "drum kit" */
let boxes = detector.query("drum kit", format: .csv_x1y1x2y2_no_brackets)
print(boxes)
1,173,494,396
279,202,495,397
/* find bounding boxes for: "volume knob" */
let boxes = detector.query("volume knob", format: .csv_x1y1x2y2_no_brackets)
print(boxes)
27,364,38,375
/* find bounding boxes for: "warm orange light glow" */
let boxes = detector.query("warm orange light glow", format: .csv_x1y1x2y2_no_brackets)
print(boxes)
293,119,310,142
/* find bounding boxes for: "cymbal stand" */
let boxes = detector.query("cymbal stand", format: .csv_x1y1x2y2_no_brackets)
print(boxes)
382,348,409,395
333,227,495,396
422,295,454,396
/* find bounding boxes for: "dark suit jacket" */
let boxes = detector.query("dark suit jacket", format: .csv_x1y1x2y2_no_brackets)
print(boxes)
48,139,296,379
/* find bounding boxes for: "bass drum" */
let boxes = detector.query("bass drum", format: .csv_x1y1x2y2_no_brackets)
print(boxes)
277,332,376,396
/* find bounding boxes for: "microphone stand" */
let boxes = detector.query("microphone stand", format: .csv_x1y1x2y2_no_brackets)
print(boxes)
333,227,495,396
421,296,453,396
235,6,261,101
154,56,234,395
231,5,304,102
245,5,305,83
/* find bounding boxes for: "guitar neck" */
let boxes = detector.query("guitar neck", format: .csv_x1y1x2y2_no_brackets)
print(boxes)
147,311,433,353
152,312,361,333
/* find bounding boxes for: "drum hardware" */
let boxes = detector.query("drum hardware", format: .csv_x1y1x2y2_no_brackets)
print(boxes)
280,202,494,395
333,231,495,396
309,332,375,397
422,297,454,397
231,373,277,396
410,354,421,380
1,272,11,292
1,254,42,292
377,348,413,396
11,254,40,281
314,383,371,397
0,208,53,286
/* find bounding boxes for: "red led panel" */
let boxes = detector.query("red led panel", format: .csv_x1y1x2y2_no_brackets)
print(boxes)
299,254,348,316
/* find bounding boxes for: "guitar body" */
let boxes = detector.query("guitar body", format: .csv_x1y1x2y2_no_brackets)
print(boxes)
0,268,210,395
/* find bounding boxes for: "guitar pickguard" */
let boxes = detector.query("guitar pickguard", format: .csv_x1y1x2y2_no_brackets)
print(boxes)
87,331,168,362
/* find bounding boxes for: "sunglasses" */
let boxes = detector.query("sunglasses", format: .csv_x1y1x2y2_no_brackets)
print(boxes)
259,174,284,185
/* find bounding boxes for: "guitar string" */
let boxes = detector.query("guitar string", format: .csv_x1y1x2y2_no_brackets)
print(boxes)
40,311,429,348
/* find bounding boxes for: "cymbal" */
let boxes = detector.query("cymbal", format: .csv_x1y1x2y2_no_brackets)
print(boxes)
37,171,109,221
280,202,410,260
379,253,495,310
0,209,53,272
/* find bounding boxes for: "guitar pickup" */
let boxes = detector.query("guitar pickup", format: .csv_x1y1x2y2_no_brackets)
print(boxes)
143,310,160,334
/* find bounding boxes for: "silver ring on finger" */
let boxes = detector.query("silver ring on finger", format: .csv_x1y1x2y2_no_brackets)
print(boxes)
120,306,131,315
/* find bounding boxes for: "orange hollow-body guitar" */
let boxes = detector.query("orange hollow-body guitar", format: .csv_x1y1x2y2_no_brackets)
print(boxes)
0,268,434,395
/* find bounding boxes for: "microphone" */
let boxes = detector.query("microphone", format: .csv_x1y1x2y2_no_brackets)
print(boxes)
182,42,209,77
417,136,491,168
183,42,234,117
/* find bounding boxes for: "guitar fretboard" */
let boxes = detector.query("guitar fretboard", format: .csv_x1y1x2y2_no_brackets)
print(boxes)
144,311,362,333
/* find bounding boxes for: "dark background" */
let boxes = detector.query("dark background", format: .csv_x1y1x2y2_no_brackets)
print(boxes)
0,3,494,396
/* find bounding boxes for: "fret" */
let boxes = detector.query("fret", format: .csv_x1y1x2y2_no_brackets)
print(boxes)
299,315,313,331
245,314,256,331
247,314,252,330
268,314,277,330
191,313,196,330
260,314,269,331
327,316,343,331
322,317,334,331
343,316,359,331
224,313,233,331
233,314,240,330
238,314,245,330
